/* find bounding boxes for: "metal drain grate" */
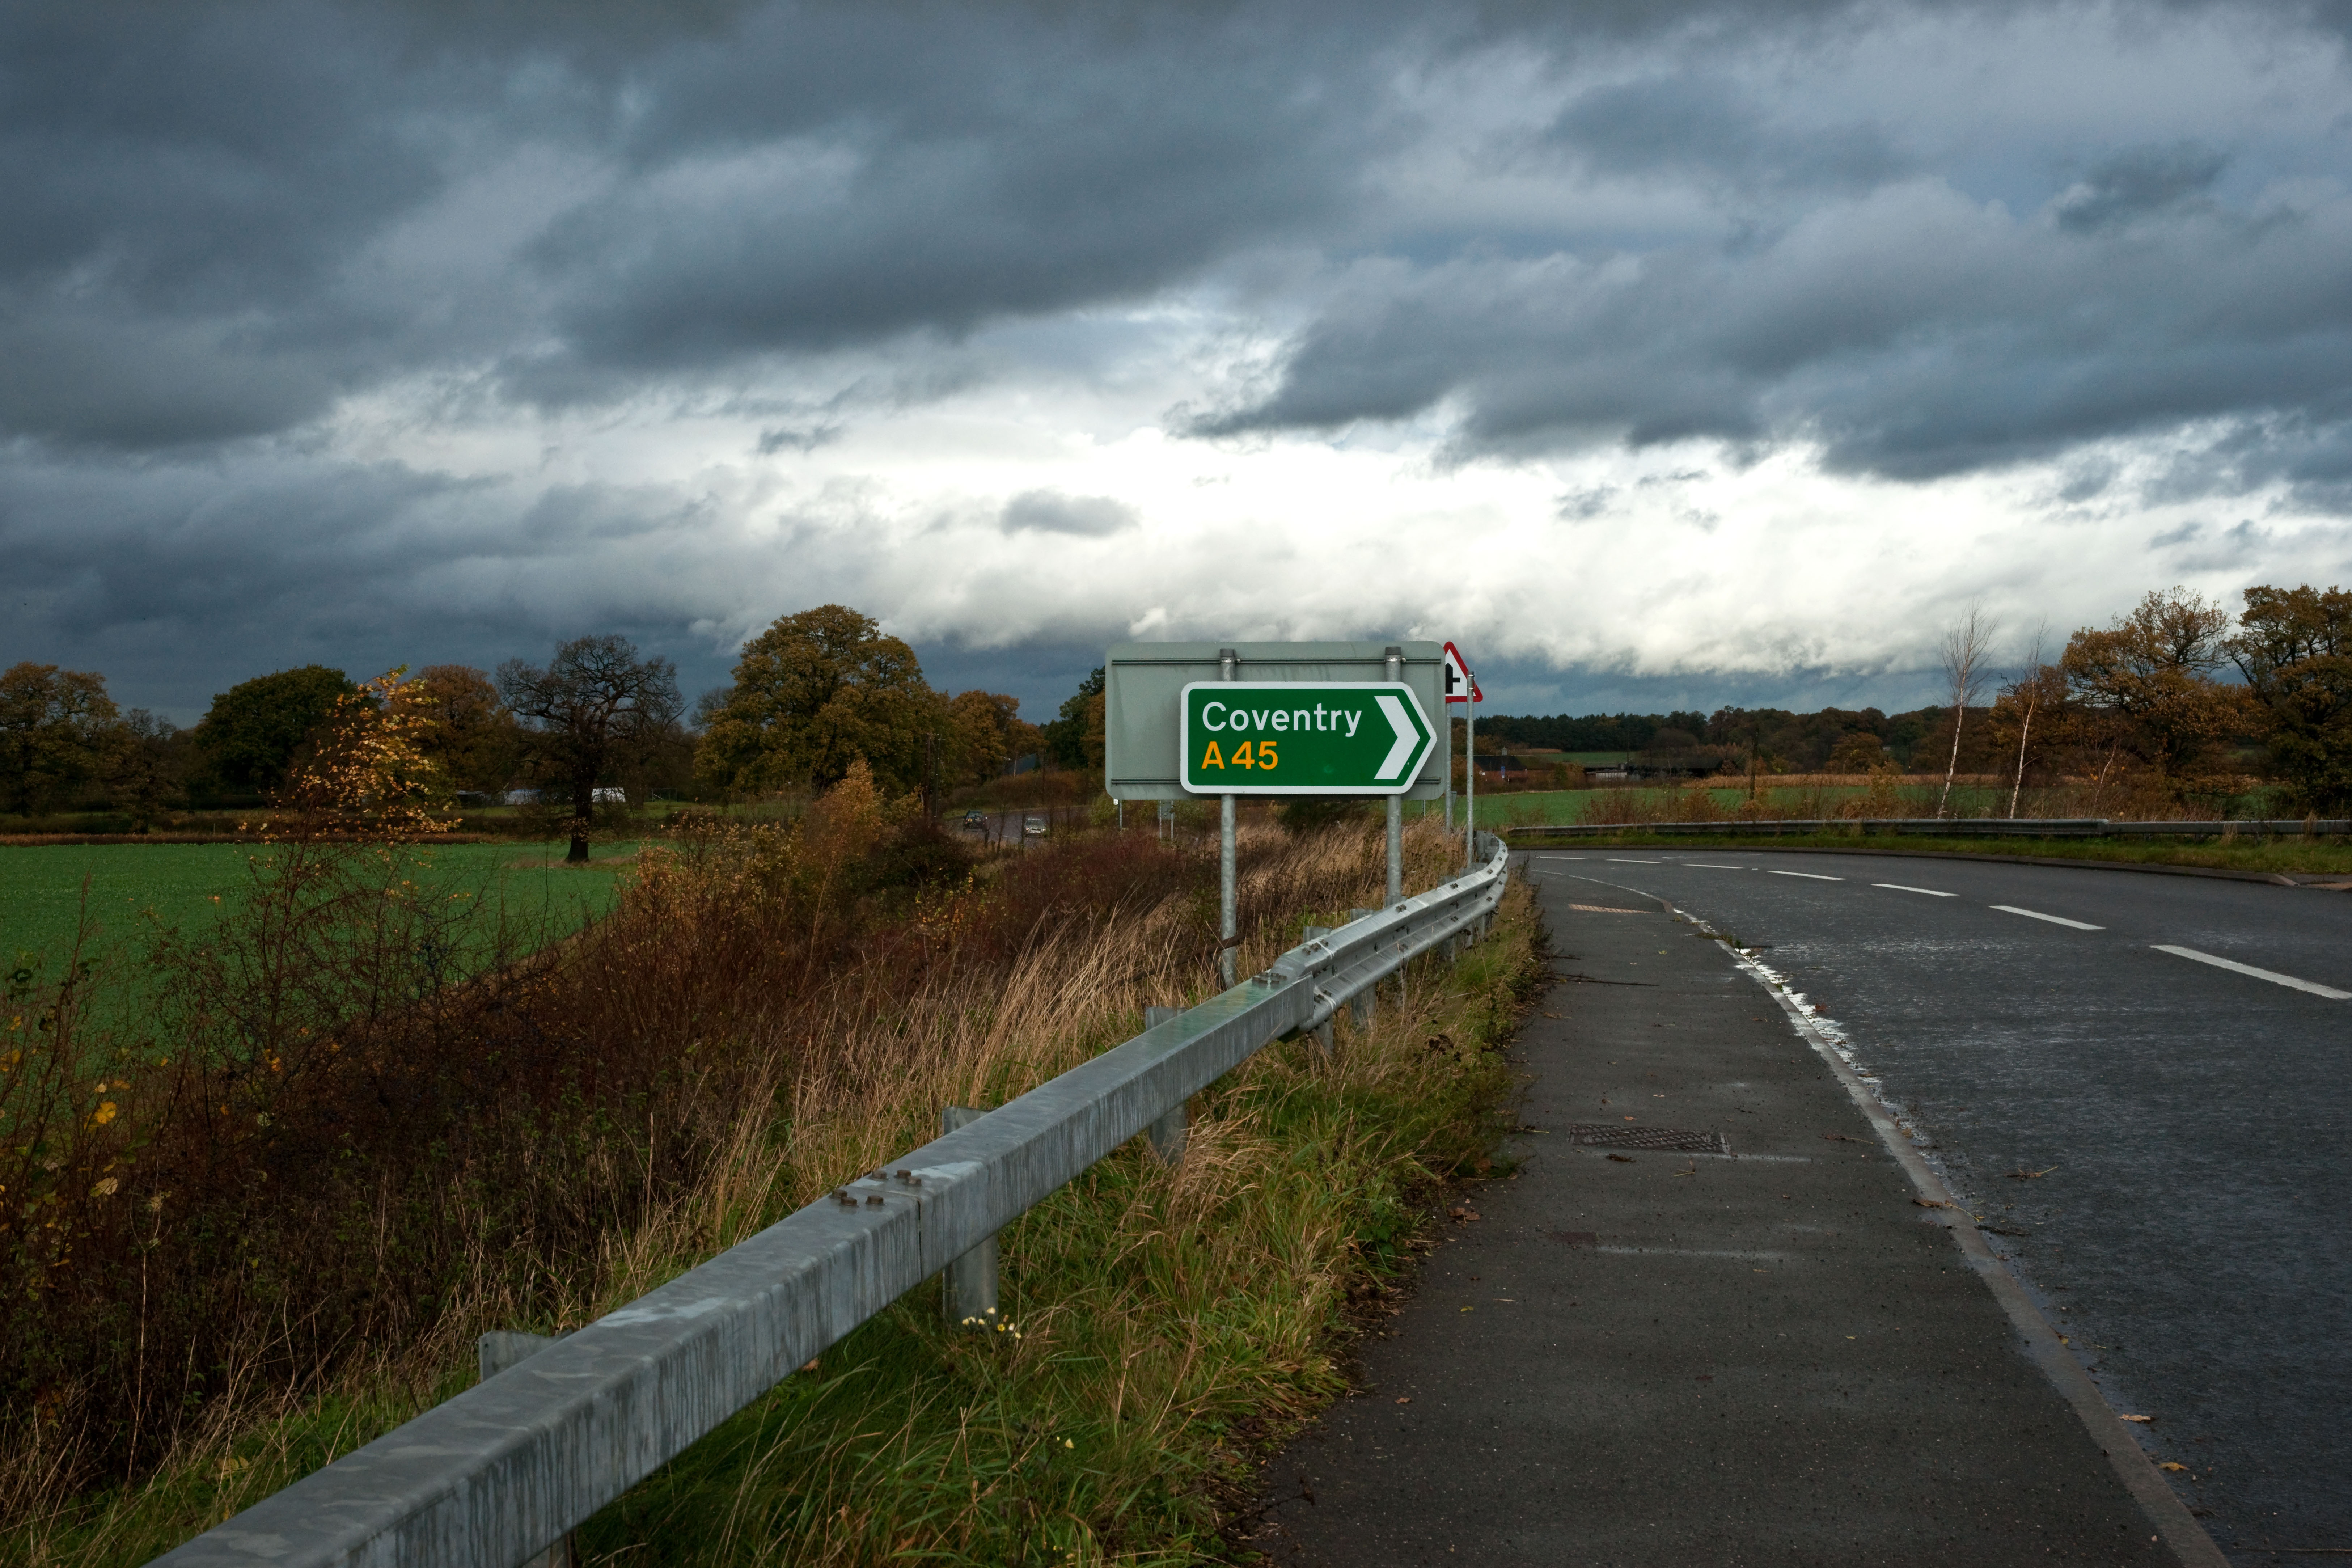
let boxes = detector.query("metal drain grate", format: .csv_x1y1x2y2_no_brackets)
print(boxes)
1567,1124,1728,1154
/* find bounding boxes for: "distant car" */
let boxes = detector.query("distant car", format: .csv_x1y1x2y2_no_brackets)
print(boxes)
963,810,988,832
1023,814,1049,837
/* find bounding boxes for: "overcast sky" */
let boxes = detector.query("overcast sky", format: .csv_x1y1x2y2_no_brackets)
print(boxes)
6,0,2351,723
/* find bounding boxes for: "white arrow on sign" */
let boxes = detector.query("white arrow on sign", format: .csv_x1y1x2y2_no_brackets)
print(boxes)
1373,694,1419,780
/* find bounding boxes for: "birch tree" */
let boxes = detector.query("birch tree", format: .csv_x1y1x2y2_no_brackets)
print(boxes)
1936,603,1998,819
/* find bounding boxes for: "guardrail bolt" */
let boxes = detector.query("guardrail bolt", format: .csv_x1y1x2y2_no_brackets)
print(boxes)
940,1106,1003,1328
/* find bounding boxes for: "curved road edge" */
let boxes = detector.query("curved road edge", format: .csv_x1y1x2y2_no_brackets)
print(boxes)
1664,894,2233,1568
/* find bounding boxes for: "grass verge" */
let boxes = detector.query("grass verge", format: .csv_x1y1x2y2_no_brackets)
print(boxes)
12,820,1541,1566
1512,828,2352,877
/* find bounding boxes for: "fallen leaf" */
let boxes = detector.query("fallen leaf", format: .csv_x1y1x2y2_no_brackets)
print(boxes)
801,1358,821,1373
2160,1462,2187,1472
2006,1165,2060,1180
1395,1396,1412,1404
1913,1198,1956,1209
1606,1153,1635,1163
1542,1011,1563,1019
2120,1414,2153,1423
1459,1306,1475,1313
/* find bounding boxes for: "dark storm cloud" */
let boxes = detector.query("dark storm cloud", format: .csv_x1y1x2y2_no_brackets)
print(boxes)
6,0,2352,717
0,0,1439,442
1544,72,1910,191
1206,163,2352,485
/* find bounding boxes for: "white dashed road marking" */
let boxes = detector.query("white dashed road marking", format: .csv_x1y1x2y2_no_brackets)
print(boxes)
1874,883,1956,897
1685,863,1745,870
1768,870,1843,881
1993,904,2104,931
2151,945,2352,1000
1607,858,1661,864
1594,1246,1793,1261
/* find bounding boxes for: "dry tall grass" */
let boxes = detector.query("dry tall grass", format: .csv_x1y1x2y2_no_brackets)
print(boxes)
9,809,1535,1566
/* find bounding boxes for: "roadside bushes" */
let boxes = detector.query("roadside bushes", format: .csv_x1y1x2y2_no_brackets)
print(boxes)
5,764,1511,1563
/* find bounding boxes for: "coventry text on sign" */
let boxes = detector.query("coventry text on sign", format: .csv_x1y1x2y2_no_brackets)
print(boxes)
1179,681,1435,795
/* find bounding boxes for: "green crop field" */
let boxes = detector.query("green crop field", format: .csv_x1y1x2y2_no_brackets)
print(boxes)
1458,782,1993,825
1,840,643,976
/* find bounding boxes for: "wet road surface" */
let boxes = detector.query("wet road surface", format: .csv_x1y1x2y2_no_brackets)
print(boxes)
1535,850,2351,1561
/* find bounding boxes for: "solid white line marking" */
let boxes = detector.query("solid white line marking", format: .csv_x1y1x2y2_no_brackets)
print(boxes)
1767,870,1843,881
2151,945,2352,1000
1685,862,1745,870
1993,904,2104,930
1874,883,1955,897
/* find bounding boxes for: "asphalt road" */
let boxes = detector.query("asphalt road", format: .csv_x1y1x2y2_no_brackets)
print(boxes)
1246,867,2200,1567
1534,850,2352,1560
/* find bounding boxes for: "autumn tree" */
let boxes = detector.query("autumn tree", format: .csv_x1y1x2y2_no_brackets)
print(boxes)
2060,587,2254,800
193,665,358,796
269,669,454,840
398,664,520,795
0,662,120,815
499,636,682,863
109,709,191,830
1824,731,1888,773
2229,583,2352,812
943,690,1036,786
694,605,939,797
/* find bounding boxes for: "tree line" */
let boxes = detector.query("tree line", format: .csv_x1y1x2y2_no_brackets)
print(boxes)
1,606,1058,857
1482,582,2352,814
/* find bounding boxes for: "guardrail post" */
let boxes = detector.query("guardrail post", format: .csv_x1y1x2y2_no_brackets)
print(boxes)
1218,647,1239,988
1296,934,1337,1052
1141,1008,1192,1156
1346,908,1377,1027
940,1106,1002,1329
476,1333,578,1568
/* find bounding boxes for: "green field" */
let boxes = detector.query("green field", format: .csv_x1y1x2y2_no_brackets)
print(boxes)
1,840,642,975
1457,782,1996,825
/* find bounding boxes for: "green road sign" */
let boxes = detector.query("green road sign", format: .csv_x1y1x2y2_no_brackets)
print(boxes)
1179,681,1435,795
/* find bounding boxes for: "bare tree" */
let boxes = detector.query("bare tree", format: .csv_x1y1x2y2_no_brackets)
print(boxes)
1936,602,1999,819
2006,621,2050,819
499,635,682,863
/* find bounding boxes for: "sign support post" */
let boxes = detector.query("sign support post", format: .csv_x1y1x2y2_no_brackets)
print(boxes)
1442,642,1481,870
1218,647,1238,988
1465,701,1475,868
1384,646,1404,903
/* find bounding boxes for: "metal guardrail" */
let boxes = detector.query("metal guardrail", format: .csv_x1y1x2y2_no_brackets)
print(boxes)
152,832,1514,1568
1509,817,2352,841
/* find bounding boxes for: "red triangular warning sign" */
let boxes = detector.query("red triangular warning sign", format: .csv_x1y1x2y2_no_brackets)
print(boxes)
1442,642,1482,704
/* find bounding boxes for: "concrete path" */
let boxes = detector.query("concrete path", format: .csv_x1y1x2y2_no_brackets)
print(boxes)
1239,860,2222,1567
